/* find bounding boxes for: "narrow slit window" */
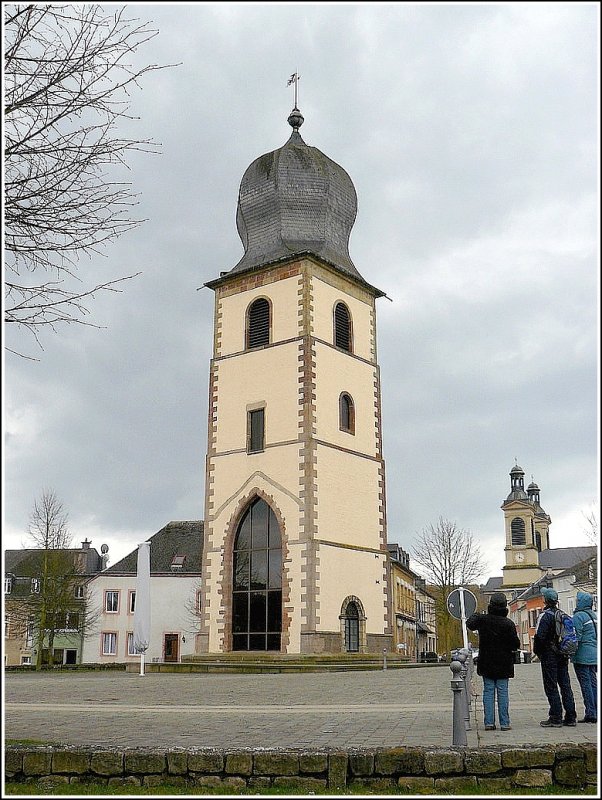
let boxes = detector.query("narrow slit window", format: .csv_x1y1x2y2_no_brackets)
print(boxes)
247,298,270,349
339,393,355,434
247,408,265,453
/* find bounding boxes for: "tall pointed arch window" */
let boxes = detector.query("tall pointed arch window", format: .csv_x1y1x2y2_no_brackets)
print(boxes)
232,498,282,651
511,517,526,546
246,298,271,349
339,393,355,434
334,302,352,352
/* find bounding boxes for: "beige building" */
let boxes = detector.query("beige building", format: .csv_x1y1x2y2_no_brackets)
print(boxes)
501,464,551,590
197,106,391,654
388,545,417,659
483,464,595,609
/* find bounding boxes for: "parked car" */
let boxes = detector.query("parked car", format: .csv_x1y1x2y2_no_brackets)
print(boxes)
419,651,439,663
514,649,532,664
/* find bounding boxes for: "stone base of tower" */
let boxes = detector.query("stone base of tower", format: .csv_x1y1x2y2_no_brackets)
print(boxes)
300,632,392,655
195,632,392,656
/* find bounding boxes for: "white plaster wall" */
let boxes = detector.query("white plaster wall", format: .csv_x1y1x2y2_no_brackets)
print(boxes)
214,343,300,453
315,444,382,549
316,544,387,634
311,275,374,362
81,574,200,664
208,447,302,519
313,342,377,454
218,275,301,357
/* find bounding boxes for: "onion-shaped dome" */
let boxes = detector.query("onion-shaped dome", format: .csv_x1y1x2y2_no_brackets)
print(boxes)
229,108,367,284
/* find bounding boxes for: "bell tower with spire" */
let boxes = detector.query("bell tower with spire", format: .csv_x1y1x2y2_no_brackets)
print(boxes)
198,102,391,654
501,463,551,590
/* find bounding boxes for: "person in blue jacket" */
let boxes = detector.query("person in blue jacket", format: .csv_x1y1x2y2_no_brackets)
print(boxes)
533,587,577,727
571,590,597,723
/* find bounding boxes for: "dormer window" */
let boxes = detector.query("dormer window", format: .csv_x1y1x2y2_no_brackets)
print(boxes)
171,555,186,571
31,578,40,594
4,577,13,595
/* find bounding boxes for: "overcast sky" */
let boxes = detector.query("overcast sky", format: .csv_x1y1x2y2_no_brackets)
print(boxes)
3,2,599,583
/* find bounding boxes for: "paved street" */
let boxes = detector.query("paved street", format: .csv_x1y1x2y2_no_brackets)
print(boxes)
4,663,598,750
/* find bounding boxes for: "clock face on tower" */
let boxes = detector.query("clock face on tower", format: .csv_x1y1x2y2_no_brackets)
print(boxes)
515,552,525,563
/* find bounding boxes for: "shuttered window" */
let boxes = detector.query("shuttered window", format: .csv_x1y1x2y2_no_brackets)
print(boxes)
247,298,270,349
511,517,526,545
334,302,352,352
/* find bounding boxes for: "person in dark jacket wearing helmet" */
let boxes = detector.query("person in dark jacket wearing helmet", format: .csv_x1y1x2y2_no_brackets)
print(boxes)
466,592,520,731
533,587,577,727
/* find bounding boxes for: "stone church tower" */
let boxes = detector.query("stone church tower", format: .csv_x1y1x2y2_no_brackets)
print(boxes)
198,106,391,654
501,463,551,590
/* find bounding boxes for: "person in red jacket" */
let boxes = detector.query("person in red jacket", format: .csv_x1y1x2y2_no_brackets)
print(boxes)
466,592,520,731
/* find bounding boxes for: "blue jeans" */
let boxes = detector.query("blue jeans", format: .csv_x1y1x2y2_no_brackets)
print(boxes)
482,677,510,727
540,652,576,723
573,663,597,720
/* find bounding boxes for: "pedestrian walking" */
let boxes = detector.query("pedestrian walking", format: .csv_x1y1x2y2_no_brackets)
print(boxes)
571,589,597,723
466,591,520,731
533,587,577,727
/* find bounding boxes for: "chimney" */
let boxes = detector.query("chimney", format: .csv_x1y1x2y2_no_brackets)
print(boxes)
81,539,91,550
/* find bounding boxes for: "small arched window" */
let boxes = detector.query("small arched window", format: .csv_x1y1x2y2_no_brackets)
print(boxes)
511,517,526,546
246,298,270,349
334,302,352,352
339,393,355,434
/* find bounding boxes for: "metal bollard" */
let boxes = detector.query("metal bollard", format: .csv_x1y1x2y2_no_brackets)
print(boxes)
460,647,473,716
383,648,387,671
454,649,471,730
450,660,467,746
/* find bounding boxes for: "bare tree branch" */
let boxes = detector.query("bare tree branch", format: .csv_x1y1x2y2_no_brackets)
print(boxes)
411,516,488,655
4,4,176,355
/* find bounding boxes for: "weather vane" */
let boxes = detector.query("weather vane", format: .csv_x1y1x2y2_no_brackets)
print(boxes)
287,70,301,109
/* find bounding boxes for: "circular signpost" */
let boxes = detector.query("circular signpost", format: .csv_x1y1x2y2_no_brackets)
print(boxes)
447,588,477,620
447,587,478,650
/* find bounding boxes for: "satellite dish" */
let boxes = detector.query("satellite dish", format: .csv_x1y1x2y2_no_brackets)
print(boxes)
100,544,109,554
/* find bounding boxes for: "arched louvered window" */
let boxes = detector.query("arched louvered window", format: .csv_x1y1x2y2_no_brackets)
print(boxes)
232,498,282,651
511,517,526,546
535,531,542,552
339,393,355,434
246,298,270,349
334,302,352,352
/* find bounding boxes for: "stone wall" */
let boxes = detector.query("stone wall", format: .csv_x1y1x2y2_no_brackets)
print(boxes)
5,743,597,792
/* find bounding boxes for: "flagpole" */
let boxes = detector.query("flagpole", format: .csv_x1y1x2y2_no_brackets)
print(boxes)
294,68,299,108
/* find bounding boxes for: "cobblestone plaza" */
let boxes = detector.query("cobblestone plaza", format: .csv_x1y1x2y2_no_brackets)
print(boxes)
4,663,598,751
